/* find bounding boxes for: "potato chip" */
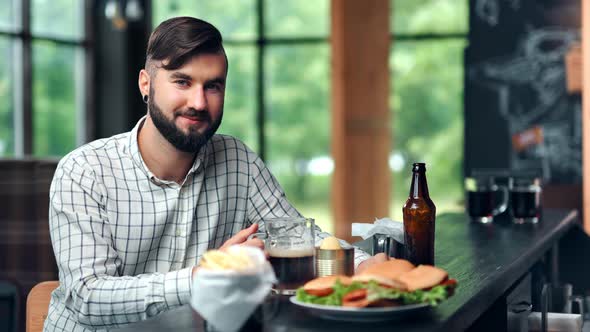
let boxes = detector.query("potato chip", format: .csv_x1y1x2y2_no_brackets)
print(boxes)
200,248,255,271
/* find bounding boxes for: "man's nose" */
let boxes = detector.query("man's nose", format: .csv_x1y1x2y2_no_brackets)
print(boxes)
188,87,207,110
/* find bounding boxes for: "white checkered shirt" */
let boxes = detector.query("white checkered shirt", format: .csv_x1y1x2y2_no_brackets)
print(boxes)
44,117,370,331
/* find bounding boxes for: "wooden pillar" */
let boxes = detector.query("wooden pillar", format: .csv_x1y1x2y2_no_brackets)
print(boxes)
331,0,390,242
583,0,590,233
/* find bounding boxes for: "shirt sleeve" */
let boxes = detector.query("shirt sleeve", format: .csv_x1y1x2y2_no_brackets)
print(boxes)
246,153,371,268
49,155,192,329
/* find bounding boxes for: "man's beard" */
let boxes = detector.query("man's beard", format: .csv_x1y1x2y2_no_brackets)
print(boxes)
148,87,222,153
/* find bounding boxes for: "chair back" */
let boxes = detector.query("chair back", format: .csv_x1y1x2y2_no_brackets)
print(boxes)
26,281,58,332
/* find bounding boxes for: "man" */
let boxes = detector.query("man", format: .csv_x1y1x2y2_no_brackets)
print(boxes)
45,17,382,331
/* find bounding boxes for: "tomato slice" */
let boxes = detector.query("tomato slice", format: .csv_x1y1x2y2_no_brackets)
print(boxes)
440,278,457,287
342,289,370,308
305,288,334,297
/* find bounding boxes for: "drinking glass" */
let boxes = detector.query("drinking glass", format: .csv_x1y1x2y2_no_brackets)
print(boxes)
249,217,316,295
550,283,584,316
511,177,542,224
465,176,509,224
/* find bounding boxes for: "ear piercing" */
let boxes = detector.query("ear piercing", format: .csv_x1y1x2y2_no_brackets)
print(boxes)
143,95,149,103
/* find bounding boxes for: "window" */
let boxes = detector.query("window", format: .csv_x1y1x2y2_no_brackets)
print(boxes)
153,0,333,231
390,0,468,220
153,1,468,228
0,0,89,157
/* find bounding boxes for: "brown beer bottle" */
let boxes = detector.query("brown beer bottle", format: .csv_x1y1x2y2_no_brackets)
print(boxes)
403,163,436,265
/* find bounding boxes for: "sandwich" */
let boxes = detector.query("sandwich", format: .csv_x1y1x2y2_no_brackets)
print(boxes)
351,259,415,288
303,275,353,296
296,259,457,308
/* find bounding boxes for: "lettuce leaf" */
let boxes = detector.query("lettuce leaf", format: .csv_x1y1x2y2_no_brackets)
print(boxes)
297,280,454,307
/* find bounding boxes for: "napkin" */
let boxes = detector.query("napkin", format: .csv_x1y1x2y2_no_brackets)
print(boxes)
351,217,405,244
191,246,277,332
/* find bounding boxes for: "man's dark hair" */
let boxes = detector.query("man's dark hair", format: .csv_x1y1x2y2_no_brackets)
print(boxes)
145,16,227,73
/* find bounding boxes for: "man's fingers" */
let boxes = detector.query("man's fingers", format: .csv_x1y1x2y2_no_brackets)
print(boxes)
240,238,264,250
245,222,259,235
228,223,258,244
222,223,259,248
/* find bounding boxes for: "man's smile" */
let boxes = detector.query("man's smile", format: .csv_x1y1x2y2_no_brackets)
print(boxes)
177,113,210,126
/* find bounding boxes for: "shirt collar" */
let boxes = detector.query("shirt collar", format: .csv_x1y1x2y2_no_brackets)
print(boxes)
127,116,210,184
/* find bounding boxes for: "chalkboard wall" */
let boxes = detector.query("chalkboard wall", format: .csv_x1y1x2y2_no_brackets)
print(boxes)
464,0,581,184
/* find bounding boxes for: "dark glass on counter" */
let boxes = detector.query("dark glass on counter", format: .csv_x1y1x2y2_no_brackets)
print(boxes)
465,175,509,224
403,163,436,265
510,176,542,224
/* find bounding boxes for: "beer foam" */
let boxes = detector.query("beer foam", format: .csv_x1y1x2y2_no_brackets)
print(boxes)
268,247,314,258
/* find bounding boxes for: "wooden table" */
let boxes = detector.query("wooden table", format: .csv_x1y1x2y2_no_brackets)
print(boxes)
115,208,579,332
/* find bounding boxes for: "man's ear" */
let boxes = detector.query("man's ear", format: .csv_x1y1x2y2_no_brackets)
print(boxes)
138,69,150,97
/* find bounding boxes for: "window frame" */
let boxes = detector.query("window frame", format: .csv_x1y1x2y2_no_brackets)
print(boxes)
206,0,328,161
180,1,469,161
0,0,94,157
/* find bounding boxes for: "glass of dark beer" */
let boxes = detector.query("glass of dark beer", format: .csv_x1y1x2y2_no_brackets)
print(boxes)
465,176,509,224
511,177,542,224
249,218,316,295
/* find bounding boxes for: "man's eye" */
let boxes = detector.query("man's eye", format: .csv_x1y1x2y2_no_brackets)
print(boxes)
205,84,222,91
175,80,189,87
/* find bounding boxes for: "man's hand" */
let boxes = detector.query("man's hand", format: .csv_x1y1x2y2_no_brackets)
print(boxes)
193,224,263,279
219,223,264,250
355,253,389,274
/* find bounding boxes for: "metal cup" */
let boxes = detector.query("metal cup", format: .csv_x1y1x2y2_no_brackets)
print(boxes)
372,234,404,258
316,247,354,277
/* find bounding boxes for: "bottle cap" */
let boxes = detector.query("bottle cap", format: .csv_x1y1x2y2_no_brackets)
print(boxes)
412,163,426,172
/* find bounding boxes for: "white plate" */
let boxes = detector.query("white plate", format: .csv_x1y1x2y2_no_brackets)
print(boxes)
289,296,430,322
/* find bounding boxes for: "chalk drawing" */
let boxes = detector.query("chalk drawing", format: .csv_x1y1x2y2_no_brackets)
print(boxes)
509,0,521,11
468,28,581,181
476,0,500,26
475,0,522,26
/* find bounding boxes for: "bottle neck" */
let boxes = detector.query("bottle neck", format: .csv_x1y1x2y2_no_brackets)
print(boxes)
409,170,430,198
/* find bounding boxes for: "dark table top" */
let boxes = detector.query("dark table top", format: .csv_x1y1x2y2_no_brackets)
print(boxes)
115,208,579,332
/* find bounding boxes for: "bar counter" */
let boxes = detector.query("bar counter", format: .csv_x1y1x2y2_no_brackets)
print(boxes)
116,208,579,332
